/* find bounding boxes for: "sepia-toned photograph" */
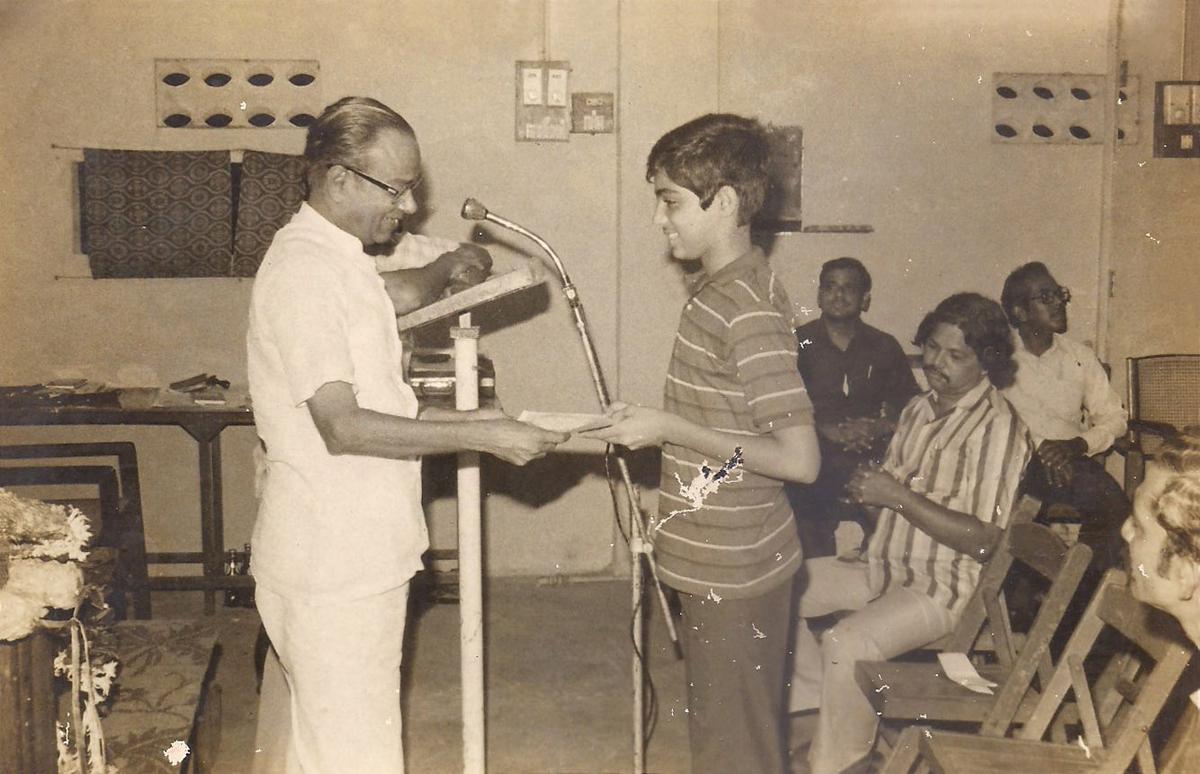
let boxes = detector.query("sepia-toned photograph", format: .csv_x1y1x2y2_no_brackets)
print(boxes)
1,2,1198,772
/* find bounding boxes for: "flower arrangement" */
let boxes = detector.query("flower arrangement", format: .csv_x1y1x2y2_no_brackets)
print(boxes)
0,487,117,774
0,487,91,640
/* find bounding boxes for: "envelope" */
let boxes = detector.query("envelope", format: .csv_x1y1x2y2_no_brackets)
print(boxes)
517,411,613,433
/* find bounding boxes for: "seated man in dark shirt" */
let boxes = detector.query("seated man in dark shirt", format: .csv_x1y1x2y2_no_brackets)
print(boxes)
791,257,920,556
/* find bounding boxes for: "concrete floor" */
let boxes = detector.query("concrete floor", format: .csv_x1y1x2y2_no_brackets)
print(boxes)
156,576,692,774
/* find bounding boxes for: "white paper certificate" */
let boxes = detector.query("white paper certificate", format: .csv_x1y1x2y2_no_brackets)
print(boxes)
517,411,613,433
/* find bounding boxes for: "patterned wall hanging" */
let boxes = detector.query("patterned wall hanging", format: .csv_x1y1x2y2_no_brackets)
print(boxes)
81,149,233,278
233,151,307,276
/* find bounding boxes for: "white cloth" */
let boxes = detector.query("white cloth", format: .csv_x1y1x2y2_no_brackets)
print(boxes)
373,231,460,273
1004,333,1127,456
254,584,410,774
247,202,426,602
789,557,956,774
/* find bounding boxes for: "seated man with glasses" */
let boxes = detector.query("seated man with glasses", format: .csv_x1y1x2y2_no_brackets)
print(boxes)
1001,261,1130,569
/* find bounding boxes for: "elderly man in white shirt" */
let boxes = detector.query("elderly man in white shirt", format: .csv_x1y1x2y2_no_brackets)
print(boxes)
247,96,568,774
1001,261,1130,569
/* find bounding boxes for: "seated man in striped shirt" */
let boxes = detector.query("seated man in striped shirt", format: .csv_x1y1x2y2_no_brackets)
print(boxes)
787,293,1033,774
586,113,820,774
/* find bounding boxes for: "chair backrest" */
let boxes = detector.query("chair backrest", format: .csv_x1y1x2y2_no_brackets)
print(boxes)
937,493,1042,653
1015,569,1193,772
1127,354,1200,454
977,522,1093,735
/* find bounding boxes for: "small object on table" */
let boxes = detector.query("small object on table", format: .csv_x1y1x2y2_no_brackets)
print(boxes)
169,373,212,393
44,377,88,392
191,387,227,406
169,374,232,394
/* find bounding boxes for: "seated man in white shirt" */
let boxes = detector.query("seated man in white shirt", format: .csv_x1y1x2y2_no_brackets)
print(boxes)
1001,261,1130,569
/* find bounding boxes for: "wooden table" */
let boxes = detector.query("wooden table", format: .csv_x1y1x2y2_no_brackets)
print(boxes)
0,388,255,614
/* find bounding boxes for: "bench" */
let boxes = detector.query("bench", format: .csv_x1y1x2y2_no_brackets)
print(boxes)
101,619,222,773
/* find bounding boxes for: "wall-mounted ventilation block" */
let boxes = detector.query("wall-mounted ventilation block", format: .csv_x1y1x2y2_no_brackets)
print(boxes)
156,59,322,129
991,73,1138,146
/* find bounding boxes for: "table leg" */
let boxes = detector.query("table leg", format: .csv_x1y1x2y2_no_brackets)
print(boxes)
197,434,225,615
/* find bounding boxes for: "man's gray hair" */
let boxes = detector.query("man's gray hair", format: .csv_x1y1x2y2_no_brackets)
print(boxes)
303,97,414,189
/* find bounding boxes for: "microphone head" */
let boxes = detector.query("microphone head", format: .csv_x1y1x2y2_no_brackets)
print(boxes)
461,198,489,221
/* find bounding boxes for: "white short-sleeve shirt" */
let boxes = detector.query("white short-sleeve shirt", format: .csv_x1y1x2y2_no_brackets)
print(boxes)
247,203,427,602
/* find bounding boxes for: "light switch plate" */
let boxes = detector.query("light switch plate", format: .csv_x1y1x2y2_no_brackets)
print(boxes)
515,60,570,142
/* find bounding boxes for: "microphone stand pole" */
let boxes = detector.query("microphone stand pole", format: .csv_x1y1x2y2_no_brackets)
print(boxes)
462,199,678,774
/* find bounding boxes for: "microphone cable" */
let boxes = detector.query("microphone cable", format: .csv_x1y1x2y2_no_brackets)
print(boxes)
603,444,662,744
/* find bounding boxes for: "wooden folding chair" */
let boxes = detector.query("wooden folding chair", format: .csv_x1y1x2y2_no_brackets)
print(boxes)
917,493,1043,654
857,519,1093,735
883,569,1193,774
850,493,1040,680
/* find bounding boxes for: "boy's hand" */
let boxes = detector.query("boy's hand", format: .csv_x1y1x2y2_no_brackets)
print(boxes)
582,403,674,450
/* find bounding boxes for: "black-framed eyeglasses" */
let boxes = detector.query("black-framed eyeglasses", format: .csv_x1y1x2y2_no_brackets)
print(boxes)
340,165,421,203
1029,286,1071,305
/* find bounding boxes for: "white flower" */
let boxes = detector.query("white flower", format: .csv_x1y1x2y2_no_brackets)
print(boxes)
6,559,82,609
91,660,119,702
0,589,46,641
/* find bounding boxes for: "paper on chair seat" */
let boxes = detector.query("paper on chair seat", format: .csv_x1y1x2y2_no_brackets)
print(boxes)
937,652,999,695
518,411,612,433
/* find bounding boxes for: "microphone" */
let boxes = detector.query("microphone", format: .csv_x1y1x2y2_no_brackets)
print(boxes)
460,198,573,291
460,197,682,655
461,198,489,221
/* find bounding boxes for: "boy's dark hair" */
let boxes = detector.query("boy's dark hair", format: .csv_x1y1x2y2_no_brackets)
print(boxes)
645,113,770,226
1000,261,1053,325
820,257,872,292
304,96,415,190
914,292,1017,389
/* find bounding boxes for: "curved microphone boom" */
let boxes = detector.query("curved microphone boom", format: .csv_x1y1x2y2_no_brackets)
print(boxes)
462,197,678,774
461,198,603,402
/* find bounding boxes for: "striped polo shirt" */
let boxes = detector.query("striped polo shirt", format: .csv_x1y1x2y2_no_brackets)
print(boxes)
655,247,814,599
866,377,1032,613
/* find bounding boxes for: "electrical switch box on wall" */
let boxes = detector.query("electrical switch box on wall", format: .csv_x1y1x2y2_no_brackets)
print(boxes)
1154,81,1200,157
571,92,615,134
515,60,570,142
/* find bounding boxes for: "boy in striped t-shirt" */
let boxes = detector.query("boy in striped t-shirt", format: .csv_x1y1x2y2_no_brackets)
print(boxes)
586,114,820,774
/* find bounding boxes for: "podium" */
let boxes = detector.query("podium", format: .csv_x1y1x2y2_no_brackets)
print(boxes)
398,268,541,774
